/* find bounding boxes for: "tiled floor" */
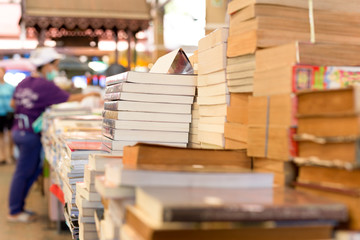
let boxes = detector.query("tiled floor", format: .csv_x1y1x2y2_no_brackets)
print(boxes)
0,163,71,240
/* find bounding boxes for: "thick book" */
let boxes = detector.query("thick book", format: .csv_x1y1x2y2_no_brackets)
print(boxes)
198,122,225,134
105,71,196,86
105,167,273,188
102,126,189,143
104,91,194,104
102,137,186,151
225,138,247,150
104,101,191,114
224,122,248,143
105,82,195,96
198,82,229,97
198,43,227,75
88,154,122,172
102,110,192,123
197,94,230,105
198,131,225,147
122,143,250,168
227,106,248,124
95,176,134,199
65,141,106,160
199,104,227,117
136,187,347,225
197,70,226,86
102,118,189,132
198,27,228,53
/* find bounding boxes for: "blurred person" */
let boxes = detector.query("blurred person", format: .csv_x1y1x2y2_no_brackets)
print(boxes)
0,66,15,164
8,47,100,223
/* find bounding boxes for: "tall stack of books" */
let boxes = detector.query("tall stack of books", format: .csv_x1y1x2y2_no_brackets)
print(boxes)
102,71,196,155
188,51,200,148
247,42,360,186
76,154,122,240
121,186,347,240
197,27,229,149
294,86,360,230
226,0,360,57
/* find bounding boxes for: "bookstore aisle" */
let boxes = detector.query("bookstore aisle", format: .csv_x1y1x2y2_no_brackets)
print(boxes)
0,164,71,240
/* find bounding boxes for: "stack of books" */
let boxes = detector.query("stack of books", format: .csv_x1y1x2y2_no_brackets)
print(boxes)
76,154,122,240
226,0,360,57
197,27,229,149
248,42,360,186
102,71,196,155
121,187,347,240
294,87,360,230
187,51,200,148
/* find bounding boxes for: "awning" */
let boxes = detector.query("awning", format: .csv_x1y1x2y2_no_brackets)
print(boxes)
21,0,151,35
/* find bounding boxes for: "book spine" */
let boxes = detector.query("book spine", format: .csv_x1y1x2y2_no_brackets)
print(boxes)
105,83,123,94
102,118,116,129
104,92,122,101
102,110,118,120
102,126,115,140
104,101,120,111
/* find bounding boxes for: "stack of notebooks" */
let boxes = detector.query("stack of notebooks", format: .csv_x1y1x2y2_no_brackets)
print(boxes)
121,187,348,240
226,0,360,57
247,42,360,186
76,154,123,240
187,51,200,148
102,71,196,155
294,87,360,230
197,27,229,149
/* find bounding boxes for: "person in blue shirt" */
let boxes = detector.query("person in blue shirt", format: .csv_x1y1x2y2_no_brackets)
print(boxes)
0,67,15,164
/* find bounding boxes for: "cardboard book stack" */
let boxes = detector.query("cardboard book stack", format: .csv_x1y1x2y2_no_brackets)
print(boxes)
121,187,347,240
197,27,229,149
227,0,360,57
187,51,200,148
102,49,196,155
294,87,360,230
248,42,360,186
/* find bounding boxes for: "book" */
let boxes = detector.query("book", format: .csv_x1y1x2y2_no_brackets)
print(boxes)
198,131,225,147
197,94,230,105
88,154,123,172
225,138,247,149
102,137,186,151
102,110,192,123
104,91,194,104
198,43,227,75
197,70,226,87
105,82,195,96
75,193,103,209
297,87,360,116
227,106,248,124
198,123,225,134
198,104,227,117
224,122,248,143
123,143,250,168
198,82,229,97
149,48,194,74
65,141,106,160
136,186,347,225
95,176,135,199
105,71,196,86
76,182,101,202
106,167,273,188
198,27,228,52
102,118,189,132
104,101,191,114
102,126,189,143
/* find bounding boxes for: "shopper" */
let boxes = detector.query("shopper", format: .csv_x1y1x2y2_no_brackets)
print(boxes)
8,47,100,223
0,67,15,164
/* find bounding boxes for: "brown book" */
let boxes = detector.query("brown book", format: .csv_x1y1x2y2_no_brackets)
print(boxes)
248,125,296,160
297,115,360,137
230,92,251,106
136,186,347,225
227,106,248,124
248,94,295,126
227,0,360,15
225,138,247,150
256,42,360,72
297,87,360,116
124,206,333,240
253,158,296,173
298,165,360,190
123,143,250,168
295,182,360,230
297,138,359,166
254,168,296,187
224,122,248,142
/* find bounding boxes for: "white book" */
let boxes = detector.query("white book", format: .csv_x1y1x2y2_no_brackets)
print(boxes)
95,176,135,199
76,192,103,209
104,91,194,104
102,119,190,132
88,154,123,172
102,110,192,123
102,126,189,143
102,137,187,151
105,82,195,96
104,101,191,114
106,71,196,86
106,167,273,188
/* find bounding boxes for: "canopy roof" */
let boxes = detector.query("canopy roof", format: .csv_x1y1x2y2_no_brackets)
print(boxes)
21,0,151,34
